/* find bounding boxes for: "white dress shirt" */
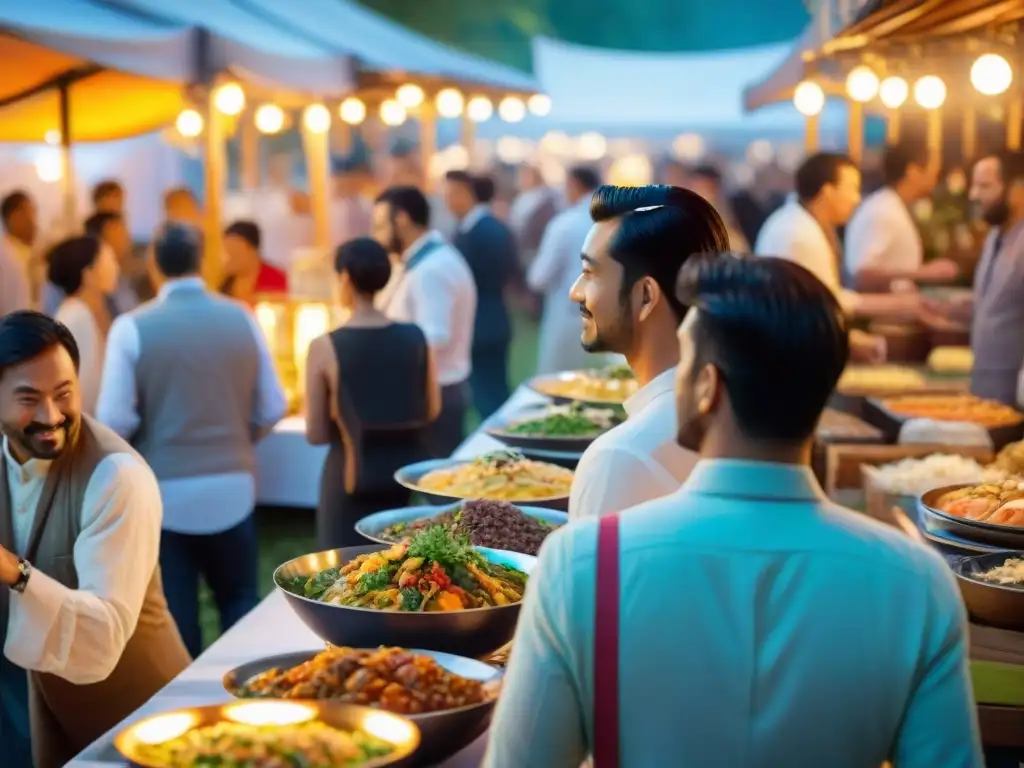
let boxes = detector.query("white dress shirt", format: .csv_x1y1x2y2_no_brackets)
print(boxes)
3,438,162,685
95,277,287,535
55,298,104,415
527,198,599,375
568,368,697,520
845,187,923,278
383,231,477,387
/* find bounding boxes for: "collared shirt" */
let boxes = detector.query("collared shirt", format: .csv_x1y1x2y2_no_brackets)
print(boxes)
567,368,697,520
485,459,981,768
55,297,104,415
382,231,477,386
95,277,287,535
972,220,1024,405
845,187,923,278
2,437,163,685
458,204,490,234
0,240,30,316
3,235,42,311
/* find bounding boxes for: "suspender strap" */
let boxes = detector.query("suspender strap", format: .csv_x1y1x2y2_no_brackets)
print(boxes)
594,514,621,768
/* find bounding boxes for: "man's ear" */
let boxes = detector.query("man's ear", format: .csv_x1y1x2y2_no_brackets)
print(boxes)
637,277,661,323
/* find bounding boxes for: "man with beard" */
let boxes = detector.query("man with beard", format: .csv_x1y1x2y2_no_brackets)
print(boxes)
372,186,477,456
0,311,189,768
566,184,729,520
922,151,1024,406
484,254,980,768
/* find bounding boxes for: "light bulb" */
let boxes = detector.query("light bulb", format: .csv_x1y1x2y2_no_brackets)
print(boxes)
913,75,946,109
498,97,526,123
395,83,424,109
577,132,606,161
254,104,284,134
971,53,1013,96
339,97,366,125
35,153,62,183
845,65,879,103
466,96,493,122
527,94,552,116
879,76,909,109
435,88,464,119
303,104,331,134
379,99,407,127
214,83,245,116
175,109,203,137
793,80,825,117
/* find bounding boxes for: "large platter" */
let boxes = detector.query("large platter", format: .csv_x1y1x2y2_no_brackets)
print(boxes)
527,371,635,407
865,397,1024,450
223,648,500,765
275,545,536,659
951,551,1024,631
394,458,570,510
918,484,1024,551
355,504,567,547
115,700,418,767
485,403,614,453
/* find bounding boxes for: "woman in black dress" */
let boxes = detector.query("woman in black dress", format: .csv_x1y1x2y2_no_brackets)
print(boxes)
305,238,440,549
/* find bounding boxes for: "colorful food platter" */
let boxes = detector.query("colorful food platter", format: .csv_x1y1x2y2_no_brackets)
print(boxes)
485,401,619,453
918,483,1024,551
527,364,637,407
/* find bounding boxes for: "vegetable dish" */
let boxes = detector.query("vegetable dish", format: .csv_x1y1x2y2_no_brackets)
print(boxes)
417,450,572,502
133,721,392,767
503,402,619,438
533,364,638,403
381,499,559,555
282,528,528,611
237,646,493,714
934,480,1024,526
880,395,1023,429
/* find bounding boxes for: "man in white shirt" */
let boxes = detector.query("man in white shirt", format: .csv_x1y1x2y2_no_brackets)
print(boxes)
528,166,603,375
485,254,981,768
0,310,188,767
96,225,287,658
566,184,730,520
846,143,958,291
373,186,477,457
1,191,40,312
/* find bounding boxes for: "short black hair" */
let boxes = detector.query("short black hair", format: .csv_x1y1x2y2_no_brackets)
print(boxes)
472,174,496,204
334,237,392,295
590,185,730,322
154,224,202,277
91,179,123,205
676,253,849,443
0,310,80,379
46,236,102,296
882,143,931,186
445,169,475,189
224,220,261,250
84,211,121,239
375,185,430,228
691,164,723,184
795,152,856,202
1,190,30,225
568,165,601,192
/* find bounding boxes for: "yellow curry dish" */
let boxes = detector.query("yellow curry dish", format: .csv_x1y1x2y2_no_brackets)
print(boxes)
532,363,638,404
416,450,573,502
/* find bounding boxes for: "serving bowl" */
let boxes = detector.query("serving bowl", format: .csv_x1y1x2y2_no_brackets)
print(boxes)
485,403,615,453
223,648,500,765
394,458,570,510
115,700,419,767
275,545,537,659
527,370,635,407
355,503,567,548
918,484,1024,551
951,552,1024,631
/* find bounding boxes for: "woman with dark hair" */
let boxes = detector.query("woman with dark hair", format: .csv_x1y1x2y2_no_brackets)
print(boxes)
220,220,288,305
304,237,440,548
48,236,119,413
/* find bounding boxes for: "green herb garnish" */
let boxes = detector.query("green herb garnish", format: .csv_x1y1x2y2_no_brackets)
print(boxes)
355,567,392,595
399,587,423,610
406,525,484,572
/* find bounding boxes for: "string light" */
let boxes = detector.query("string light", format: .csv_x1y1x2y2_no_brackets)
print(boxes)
214,83,245,116
396,84,425,109
380,99,407,127
879,76,909,109
254,104,284,134
793,80,825,116
302,104,331,133
339,97,366,125
175,109,203,137
466,96,494,122
435,88,464,118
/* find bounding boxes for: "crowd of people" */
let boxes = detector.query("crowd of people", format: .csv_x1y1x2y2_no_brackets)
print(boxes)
0,139,1022,766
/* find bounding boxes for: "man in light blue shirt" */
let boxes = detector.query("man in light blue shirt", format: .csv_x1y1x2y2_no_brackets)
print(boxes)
484,254,981,767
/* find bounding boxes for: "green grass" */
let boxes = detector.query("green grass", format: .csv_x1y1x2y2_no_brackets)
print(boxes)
197,313,540,648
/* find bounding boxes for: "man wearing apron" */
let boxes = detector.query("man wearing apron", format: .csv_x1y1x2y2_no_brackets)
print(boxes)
372,185,478,457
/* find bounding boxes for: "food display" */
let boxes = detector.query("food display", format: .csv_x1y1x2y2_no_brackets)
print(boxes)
380,500,559,555
283,528,528,611
133,721,393,767
934,480,1024,526
976,556,1024,586
532,364,638,404
867,454,1008,496
417,450,573,502
236,646,493,713
837,365,927,392
928,346,973,375
992,440,1024,476
880,395,1024,429
503,402,619,438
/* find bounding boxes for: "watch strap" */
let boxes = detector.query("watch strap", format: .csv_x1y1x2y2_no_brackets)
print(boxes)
11,558,30,594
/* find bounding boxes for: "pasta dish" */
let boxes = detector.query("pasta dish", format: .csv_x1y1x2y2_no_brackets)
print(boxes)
417,450,573,501
533,364,637,403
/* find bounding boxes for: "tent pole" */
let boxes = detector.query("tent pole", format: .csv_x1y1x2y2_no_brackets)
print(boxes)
419,102,437,192
961,106,976,163
805,113,820,153
461,114,475,167
886,109,901,143
202,91,226,288
926,108,943,171
302,122,331,253
240,117,261,191
58,82,75,232
847,100,864,164
1007,95,1023,151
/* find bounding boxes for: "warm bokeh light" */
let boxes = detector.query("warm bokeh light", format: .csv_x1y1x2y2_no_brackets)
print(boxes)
527,93,552,116
845,65,879,103
396,83,425,109
539,130,571,155
254,104,284,134
435,88,465,118
576,132,607,161
913,75,947,109
879,76,909,109
793,80,825,116
214,83,245,116
498,96,526,123
35,153,62,183
380,99,407,127
131,712,198,745
339,97,366,125
496,136,529,163
466,96,494,122
971,53,1013,96
746,139,774,166
672,133,705,161
44,130,60,145
302,104,331,133
608,154,653,186
363,711,416,744
175,109,204,137
225,701,316,727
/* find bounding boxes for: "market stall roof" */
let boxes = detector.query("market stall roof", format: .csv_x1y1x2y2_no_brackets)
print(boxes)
743,26,848,111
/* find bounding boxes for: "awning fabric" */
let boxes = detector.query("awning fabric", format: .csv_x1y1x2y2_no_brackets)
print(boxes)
743,26,847,112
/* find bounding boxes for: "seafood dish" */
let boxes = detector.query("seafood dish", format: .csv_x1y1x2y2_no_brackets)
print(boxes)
976,556,1024,586
501,402,619,438
934,480,1024,526
234,646,494,713
281,528,528,611
837,365,927,392
378,500,560,556
530,364,638,404
132,721,394,767
416,450,573,502
879,394,1024,429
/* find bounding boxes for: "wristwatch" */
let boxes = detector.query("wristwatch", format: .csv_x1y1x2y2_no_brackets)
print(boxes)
10,559,31,594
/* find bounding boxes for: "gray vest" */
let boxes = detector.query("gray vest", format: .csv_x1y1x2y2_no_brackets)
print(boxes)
131,284,260,479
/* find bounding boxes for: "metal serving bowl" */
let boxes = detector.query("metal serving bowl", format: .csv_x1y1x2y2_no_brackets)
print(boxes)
223,648,501,765
355,503,567,549
275,545,537,659
951,551,1024,631
527,371,635,408
115,700,419,767
918,484,1024,551
394,458,570,510
485,403,616,453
